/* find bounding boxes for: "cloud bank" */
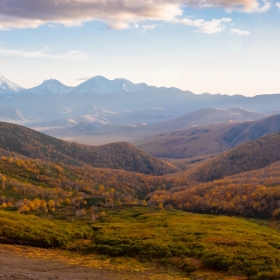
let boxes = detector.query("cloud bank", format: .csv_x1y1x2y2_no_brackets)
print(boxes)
0,0,271,30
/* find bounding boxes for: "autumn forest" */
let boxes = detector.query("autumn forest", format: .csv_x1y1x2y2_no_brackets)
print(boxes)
2,119,280,279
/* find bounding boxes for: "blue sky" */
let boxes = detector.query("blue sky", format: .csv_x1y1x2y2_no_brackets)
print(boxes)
0,0,279,96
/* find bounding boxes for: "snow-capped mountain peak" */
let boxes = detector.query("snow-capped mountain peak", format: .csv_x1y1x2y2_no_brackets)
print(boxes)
72,76,151,94
0,75,25,94
27,79,73,95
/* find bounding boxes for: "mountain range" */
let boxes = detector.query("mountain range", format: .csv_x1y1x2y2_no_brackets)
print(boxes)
1,75,280,128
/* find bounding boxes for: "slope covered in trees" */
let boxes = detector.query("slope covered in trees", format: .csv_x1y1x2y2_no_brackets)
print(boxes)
148,160,280,219
137,114,280,158
0,147,188,214
0,122,178,175
183,131,280,182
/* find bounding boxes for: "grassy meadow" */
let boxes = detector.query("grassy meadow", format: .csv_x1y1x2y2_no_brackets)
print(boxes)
2,206,280,279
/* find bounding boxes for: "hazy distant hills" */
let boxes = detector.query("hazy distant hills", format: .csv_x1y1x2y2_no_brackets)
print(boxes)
154,107,264,131
0,107,26,121
138,107,264,134
184,131,280,182
137,114,280,158
66,107,265,137
0,122,178,175
1,75,280,129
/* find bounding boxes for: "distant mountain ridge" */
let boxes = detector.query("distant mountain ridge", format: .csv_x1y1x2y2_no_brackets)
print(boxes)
137,114,280,159
1,74,280,129
0,75,170,96
71,76,153,95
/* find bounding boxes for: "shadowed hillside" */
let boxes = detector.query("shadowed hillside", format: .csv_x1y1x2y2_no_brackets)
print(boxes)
0,122,178,175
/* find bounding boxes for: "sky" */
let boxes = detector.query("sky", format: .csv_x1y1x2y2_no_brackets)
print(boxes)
0,0,279,96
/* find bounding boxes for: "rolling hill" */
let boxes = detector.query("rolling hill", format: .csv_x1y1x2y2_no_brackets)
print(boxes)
148,159,280,219
0,122,178,175
137,114,280,158
184,131,280,182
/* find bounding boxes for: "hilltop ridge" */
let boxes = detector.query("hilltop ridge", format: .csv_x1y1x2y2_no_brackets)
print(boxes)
0,122,178,175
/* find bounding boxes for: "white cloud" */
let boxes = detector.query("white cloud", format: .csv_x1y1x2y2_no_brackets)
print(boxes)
0,0,272,30
231,28,251,35
276,2,280,9
178,17,232,34
0,47,93,60
142,24,160,31
253,0,272,12
132,23,161,35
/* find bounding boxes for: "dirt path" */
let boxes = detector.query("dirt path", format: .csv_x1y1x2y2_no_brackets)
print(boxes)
0,244,188,280
0,245,122,280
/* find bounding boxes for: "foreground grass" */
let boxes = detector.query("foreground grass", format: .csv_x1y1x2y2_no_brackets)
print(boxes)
0,211,92,247
2,207,280,279
90,207,280,279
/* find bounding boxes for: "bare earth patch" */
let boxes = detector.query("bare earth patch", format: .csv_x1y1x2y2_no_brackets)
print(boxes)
0,244,190,280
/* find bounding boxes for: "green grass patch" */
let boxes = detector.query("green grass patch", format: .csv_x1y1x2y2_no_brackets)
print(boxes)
88,207,280,279
0,210,93,247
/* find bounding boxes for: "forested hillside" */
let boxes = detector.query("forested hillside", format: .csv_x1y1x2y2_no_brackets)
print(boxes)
0,147,188,214
148,160,280,219
0,122,178,175
184,132,280,182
